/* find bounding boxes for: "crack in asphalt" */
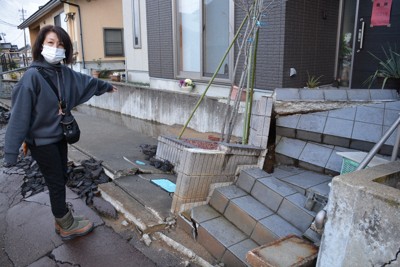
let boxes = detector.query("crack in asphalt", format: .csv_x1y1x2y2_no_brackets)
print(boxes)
380,247,400,267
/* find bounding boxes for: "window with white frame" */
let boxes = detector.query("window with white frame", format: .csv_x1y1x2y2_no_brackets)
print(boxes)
104,28,124,56
133,0,141,48
176,0,231,80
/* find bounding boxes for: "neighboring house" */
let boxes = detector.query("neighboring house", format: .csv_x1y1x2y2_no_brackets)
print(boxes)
18,0,124,76
123,0,399,96
122,0,149,84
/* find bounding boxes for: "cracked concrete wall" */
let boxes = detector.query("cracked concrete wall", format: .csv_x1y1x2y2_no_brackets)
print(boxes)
317,161,400,267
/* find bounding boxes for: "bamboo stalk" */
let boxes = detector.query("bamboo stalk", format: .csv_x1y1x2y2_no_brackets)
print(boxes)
178,14,249,139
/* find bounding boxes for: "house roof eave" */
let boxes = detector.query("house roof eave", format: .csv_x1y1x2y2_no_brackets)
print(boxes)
18,0,61,29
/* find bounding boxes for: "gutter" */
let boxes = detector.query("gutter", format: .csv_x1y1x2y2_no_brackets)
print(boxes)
59,0,86,69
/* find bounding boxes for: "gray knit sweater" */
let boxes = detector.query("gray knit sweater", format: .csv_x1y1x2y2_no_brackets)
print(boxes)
4,60,113,164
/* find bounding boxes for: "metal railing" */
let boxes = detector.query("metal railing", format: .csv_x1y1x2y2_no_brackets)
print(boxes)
356,113,400,170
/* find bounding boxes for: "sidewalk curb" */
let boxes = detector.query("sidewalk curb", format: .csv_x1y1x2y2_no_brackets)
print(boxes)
100,186,213,267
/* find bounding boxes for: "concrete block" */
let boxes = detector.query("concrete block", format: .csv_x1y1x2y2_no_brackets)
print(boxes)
370,89,398,100
209,185,247,214
347,89,371,101
277,193,316,232
251,177,297,211
176,213,194,237
251,214,302,246
224,195,274,235
222,239,258,267
324,89,348,101
274,88,300,101
299,89,324,100
236,168,270,193
383,108,400,127
275,153,298,166
296,130,323,143
198,216,247,260
246,235,318,267
276,126,296,138
322,135,350,148
272,165,307,179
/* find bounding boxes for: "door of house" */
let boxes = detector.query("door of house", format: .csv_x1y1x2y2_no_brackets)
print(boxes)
351,0,400,88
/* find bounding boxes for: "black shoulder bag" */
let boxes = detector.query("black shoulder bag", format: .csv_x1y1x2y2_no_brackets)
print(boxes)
36,67,81,144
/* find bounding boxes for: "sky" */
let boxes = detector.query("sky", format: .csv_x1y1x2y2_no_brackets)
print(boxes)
0,0,49,48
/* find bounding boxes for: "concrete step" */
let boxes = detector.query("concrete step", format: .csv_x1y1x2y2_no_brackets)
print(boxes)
190,205,258,266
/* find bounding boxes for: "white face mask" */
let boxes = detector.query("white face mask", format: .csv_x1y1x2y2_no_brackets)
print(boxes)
41,45,66,64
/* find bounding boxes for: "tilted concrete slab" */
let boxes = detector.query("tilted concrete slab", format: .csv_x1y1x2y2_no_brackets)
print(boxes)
251,214,302,246
236,167,271,193
224,195,274,236
209,185,247,214
222,238,258,267
251,177,297,212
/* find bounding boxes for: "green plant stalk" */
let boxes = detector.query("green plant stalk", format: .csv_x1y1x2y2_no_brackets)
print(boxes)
243,27,259,144
178,14,249,139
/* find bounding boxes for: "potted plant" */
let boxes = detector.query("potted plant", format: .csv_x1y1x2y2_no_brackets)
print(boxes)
110,72,121,82
305,72,323,89
178,78,195,92
92,58,102,78
364,45,400,89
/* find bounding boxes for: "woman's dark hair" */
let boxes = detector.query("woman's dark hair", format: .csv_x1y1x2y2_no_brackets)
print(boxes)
32,25,73,64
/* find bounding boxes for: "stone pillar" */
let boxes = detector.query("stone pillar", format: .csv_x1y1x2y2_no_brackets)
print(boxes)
317,161,400,267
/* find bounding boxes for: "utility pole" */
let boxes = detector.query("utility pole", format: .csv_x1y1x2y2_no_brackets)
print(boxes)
19,7,27,62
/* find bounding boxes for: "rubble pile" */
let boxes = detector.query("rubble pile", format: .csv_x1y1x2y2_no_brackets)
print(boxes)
139,144,174,172
66,158,110,204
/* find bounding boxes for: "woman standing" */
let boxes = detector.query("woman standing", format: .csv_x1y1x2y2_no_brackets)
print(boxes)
4,25,117,240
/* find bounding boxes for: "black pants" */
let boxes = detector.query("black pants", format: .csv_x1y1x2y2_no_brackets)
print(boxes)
28,139,68,218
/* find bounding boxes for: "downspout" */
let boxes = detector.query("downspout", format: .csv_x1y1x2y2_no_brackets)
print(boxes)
60,0,86,69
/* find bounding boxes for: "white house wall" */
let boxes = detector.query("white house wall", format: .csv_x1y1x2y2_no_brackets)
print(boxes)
122,0,149,84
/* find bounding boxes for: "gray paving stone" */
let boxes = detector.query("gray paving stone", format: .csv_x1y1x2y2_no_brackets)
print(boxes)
324,89,348,101
236,168,270,193
198,217,247,260
276,126,296,138
191,205,221,223
209,185,247,214
382,125,398,146
323,117,354,138
323,135,350,148
251,177,297,211
298,143,333,169
299,89,324,101
276,114,300,128
273,165,307,178
370,89,398,100
224,195,274,235
297,114,327,133
328,107,357,120
384,109,400,126
222,239,258,267
251,214,302,245
385,101,400,111
355,105,384,124
352,121,383,143
277,193,316,232
274,88,300,101
325,147,351,173
275,137,306,160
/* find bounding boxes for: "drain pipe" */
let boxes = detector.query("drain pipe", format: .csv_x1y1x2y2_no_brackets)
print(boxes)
60,0,86,69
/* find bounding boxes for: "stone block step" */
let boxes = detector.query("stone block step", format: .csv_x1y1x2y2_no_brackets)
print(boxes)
224,195,274,236
277,170,332,196
250,214,302,246
209,185,248,214
250,176,298,212
236,167,271,193
277,193,316,232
